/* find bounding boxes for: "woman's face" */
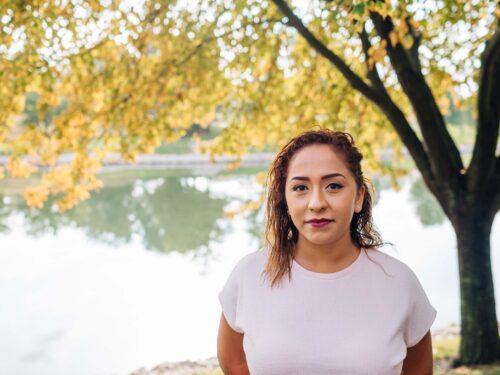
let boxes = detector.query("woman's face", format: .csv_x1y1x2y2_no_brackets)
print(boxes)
284,144,365,249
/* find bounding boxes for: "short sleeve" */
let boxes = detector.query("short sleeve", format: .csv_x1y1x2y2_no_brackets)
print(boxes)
403,270,437,347
218,261,244,333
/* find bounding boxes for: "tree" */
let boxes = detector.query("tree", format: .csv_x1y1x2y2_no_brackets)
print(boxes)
1,0,498,364
1,0,231,210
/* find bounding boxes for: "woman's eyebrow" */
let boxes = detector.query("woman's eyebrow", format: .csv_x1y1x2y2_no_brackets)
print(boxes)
290,173,346,181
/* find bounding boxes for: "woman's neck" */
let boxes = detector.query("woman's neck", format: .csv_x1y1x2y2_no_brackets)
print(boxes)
293,237,360,274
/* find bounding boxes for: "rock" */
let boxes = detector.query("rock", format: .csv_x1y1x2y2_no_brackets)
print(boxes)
130,357,220,375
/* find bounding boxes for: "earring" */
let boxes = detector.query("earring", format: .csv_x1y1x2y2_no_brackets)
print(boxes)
287,228,293,240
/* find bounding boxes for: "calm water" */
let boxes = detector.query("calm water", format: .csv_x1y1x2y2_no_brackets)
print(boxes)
0,169,498,375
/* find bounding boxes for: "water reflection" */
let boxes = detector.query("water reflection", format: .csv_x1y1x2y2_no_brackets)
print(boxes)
245,205,266,248
0,175,230,254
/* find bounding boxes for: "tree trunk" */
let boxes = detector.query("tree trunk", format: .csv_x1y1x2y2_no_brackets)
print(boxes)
452,208,500,365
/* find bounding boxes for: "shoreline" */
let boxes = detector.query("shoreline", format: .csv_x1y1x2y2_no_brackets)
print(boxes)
0,145,476,172
130,324,488,375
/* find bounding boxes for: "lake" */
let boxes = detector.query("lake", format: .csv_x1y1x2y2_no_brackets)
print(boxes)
0,168,498,375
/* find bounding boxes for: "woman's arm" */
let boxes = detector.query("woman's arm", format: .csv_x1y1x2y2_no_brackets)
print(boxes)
401,330,433,375
217,313,250,375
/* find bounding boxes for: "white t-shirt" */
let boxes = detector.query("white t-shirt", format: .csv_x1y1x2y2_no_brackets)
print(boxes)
219,248,437,375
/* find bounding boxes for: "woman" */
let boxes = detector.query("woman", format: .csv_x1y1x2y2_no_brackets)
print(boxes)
217,129,436,375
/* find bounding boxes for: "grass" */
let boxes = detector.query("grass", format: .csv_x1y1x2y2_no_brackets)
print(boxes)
154,138,195,154
434,336,461,360
433,336,500,374
153,130,218,154
215,166,267,177
96,168,193,186
435,367,500,374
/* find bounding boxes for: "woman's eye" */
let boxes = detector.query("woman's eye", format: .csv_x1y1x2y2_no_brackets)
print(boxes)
292,185,307,192
327,183,343,190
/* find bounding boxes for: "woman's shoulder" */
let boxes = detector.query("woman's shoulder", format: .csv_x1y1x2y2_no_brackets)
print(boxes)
363,248,417,280
230,248,269,275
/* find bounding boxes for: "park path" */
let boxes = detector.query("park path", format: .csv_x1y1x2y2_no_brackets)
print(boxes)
0,152,274,173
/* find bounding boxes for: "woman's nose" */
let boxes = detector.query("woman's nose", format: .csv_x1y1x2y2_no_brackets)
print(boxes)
308,188,327,211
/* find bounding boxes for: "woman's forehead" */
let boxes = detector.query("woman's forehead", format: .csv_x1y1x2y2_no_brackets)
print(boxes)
287,144,349,175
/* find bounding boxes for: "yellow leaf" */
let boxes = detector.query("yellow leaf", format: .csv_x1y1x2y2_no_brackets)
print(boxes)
402,34,414,49
13,95,25,113
399,19,409,33
225,159,241,171
6,158,38,178
389,31,399,47
198,111,215,128
368,57,374,70
24,185,50,209
256,171,268,185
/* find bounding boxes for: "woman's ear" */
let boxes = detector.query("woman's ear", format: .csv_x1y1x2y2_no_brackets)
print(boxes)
355,185,366,213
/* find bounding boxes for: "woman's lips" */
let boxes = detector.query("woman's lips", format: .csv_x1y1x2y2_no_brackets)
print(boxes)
307,219,333,228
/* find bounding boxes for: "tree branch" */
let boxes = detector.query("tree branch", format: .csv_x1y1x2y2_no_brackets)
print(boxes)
359,25,386,94
378,101,435,188
371,12,464,186
495,157,500,212
404,16,422,72
272,0,381,103
469,28,500,194
271,0,434,187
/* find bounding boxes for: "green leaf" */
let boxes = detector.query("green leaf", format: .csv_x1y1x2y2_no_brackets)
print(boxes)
352,3,366,17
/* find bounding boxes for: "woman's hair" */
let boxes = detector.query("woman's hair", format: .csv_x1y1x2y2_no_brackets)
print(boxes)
263,129,383,287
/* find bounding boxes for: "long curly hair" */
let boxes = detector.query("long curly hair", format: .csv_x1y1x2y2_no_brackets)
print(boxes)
263,129,383,287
